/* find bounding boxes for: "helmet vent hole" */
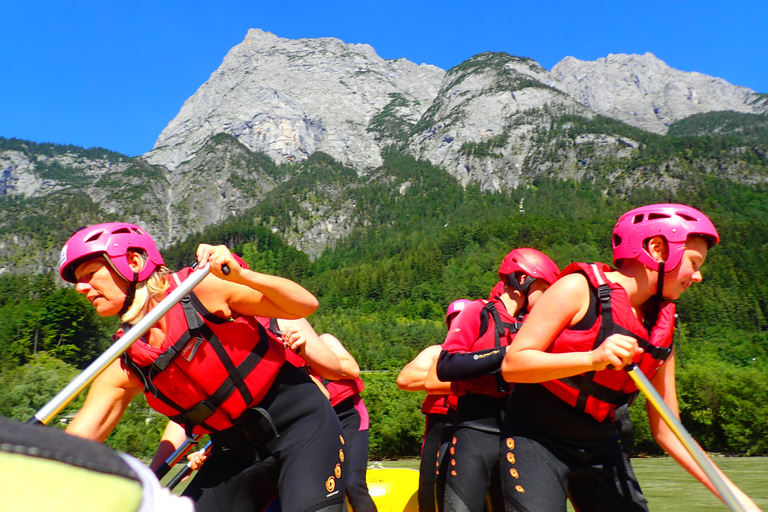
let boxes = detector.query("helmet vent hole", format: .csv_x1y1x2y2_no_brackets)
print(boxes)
647,213,670,221
613,234,623,247
632,214,644,224
85,233,103,243
677,213,696,221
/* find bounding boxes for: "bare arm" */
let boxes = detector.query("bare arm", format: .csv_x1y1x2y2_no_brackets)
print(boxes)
501,274,642,383
319,333,360,379
195,244,318,320
279,318,342,381
397,345,443,391
149,421,189,472
424,355,454,394
648,353,761,511
65,359,143,443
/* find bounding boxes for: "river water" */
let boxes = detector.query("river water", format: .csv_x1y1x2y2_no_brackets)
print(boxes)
625,456,768,511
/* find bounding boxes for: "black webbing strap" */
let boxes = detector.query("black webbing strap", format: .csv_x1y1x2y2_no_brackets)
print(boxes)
166,323,272,433
484,302,520,393
563,265,658,412
558,373,634,406
572,275,614,411
125,290,273,434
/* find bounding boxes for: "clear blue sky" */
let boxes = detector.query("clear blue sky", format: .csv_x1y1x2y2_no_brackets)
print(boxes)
1,0,766,157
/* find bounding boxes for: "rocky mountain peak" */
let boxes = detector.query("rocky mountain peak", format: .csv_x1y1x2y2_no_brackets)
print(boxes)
144,29,445,171
550,52,766,134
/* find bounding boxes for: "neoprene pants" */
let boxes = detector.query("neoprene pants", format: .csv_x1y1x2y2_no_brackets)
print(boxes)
182,364,347,512
439,425,504,512
419,412,447,512
335,398,377,512
499,435,648,512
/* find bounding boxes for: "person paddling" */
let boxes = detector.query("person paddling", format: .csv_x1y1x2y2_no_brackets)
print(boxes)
429,249,560,512
58,222,347,512
396,299,469,512
499,204,760,512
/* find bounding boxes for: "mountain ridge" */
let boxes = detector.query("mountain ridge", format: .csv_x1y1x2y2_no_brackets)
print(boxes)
0,30,766,274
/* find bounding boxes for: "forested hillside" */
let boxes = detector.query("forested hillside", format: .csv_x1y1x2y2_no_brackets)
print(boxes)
1,136,768,460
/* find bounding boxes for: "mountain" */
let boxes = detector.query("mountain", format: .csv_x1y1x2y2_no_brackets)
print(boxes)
1,29,767,275
145,29,445,171
550,52,768,135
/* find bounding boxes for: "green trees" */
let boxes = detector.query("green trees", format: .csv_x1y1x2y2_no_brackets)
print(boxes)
1,148,768,460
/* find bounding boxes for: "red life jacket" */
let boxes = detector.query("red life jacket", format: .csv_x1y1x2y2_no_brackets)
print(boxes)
541,262,675,422
441,298,521,397
256,317,365,407
421,394,458,415
121,268,286,434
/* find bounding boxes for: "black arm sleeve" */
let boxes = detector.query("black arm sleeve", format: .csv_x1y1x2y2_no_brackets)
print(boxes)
435,346,507,382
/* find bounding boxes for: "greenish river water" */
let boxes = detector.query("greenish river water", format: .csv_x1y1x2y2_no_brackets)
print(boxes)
621,456,767,511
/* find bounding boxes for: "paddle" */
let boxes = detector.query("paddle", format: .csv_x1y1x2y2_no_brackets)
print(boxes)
27,262,220,426
166,440,213,490
626,364,747,512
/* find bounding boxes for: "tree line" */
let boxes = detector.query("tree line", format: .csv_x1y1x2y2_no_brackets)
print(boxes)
1,150,767,460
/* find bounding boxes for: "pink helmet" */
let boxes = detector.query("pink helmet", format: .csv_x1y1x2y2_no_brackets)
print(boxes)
445,299,472,328
59,222,165,283
612,203,719,272
498,248,560,287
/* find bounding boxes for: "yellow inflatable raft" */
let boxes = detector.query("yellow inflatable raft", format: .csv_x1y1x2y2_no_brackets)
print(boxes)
351,468,419,512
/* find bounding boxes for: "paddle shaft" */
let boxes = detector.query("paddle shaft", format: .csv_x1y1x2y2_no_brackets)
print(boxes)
28,263,215,426
627,365,746,512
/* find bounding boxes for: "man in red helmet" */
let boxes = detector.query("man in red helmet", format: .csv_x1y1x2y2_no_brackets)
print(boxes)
427,249,560,512
397,299,470,512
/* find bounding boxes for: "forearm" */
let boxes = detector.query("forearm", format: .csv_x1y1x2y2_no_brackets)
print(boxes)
298,342,343,380
149,421,189,472
397,367,428,391
235,269,318,318
65,407,123,443
501,348,594,383
425,361,453,394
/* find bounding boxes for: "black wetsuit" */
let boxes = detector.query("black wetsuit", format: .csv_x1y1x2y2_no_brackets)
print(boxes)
436,299,519,512
500,384,648,512
182,363,347,512
334,396,377,512
499,281,649,512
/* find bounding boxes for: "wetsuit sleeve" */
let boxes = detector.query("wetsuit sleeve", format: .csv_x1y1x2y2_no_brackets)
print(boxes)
436,346,507,381
438,301,506,382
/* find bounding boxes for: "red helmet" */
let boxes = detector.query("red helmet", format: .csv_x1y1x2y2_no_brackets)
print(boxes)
59,222,165,284
612,204,719,272
445,299,472,328
498,248,560,289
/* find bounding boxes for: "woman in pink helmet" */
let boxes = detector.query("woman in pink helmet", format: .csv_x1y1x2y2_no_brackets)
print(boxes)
58,223,349,512
499,205,759,512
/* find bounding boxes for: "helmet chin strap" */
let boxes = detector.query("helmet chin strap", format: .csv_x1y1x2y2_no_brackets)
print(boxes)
508,272,536,293
507,273,536,318
656,261,665,300
118,271,139,317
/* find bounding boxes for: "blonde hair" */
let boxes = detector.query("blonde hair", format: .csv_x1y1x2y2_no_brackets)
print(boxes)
119,252,171,325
